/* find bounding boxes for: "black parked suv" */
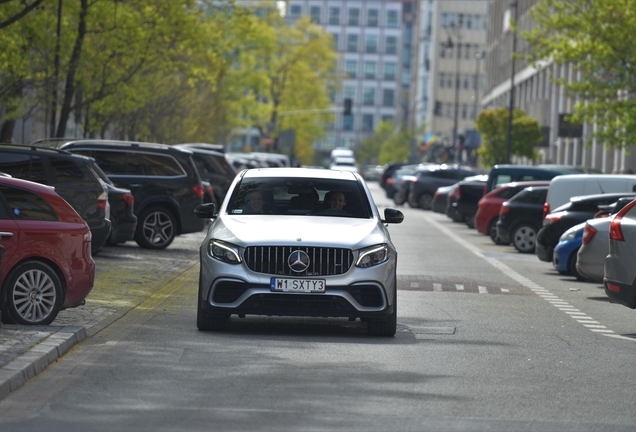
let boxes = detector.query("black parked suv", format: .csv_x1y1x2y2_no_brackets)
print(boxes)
497,186,549,253
0,144,111,253
408,164,479,210
61,140,206,249
175,144,237,206
535,192,636,262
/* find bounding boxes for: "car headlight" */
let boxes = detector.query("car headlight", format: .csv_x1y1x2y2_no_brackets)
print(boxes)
356,244,390,268
208,239,242,264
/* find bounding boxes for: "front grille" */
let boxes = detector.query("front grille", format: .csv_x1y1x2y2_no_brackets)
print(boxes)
244,246,354,276
242,294,353,313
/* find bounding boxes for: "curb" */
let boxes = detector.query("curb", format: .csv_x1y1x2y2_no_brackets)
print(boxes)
0,326,86,400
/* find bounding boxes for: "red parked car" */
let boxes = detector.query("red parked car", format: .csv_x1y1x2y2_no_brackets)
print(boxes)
475,180,551,244
0,176,95,325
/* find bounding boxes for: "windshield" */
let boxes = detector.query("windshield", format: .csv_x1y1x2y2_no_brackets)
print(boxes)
227,177,371,218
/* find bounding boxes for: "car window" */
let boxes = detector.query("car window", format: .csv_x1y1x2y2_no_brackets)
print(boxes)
194,154,224,176
49,156,85,183
0,153,47,184
494,174,512,187
227,177,370,218
0,185,57,221
519,175,544,181
497,187,519,199
140,153,185,176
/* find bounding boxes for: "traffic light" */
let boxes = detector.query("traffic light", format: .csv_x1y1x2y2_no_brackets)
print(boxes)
344,98,352,116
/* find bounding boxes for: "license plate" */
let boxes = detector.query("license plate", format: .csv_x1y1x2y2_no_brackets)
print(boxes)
270,278,325,293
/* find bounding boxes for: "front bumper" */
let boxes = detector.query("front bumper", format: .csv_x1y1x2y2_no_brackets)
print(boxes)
199,249,397,320
535,240,553,262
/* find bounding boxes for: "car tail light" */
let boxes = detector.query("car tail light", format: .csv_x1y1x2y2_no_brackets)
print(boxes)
83,231,92,242
122,193,134,206
607,283,621,293
97,190,107,210
193,183,204,199
455,188,461,199
434,191,440,198
478,199,485,208
543,211,565,226
500,203,510,214
542,202,550,222
387,178,394,186
609,198,636,241
582,223,597,245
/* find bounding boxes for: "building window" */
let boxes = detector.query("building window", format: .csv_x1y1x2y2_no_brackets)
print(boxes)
383,62,396,80
447,74,453,88
363,87,375,105
362,114,374,131
385,36,397,54
365,35,378,53
462,104,468,120
348,8,359,25
382,89,394,107
367,9,379,27
310,6,321,23
440,44,446,58
463,77,470,89
364,61,376,79
290,5,302,17
471,105,477,120
442,13,448,29
439,73,445,88
345,60,357,78
343,114,355,131
329,7,340,25
464,44,471,59
331,33,339,50
387,10,398,28
446,104,452,118
474,15,481,29
346,34,358,52
343,85,356,102
466,14,473,29
449,13,456,28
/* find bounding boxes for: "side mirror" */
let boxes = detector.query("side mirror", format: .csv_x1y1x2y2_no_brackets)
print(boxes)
382,208,404,224
195,203,216,219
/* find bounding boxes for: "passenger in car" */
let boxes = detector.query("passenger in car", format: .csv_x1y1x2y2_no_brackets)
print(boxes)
327,191,347,210
243,190,270,214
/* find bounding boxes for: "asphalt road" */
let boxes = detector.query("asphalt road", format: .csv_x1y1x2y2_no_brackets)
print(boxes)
0,182,635,431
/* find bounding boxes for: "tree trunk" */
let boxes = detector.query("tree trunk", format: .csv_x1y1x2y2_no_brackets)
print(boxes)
56,0,88,137
0,120,15,143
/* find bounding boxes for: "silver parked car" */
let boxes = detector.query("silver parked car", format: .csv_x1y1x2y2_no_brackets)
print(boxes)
578,197,636,283
194,168,404,336
604,198,636,308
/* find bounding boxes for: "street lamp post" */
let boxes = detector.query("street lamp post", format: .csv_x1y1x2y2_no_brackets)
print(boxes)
473,51,483,120
444,18,462,164
505,0,518,164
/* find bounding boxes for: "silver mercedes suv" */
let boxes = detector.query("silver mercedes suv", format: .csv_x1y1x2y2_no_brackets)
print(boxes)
194,168,404,336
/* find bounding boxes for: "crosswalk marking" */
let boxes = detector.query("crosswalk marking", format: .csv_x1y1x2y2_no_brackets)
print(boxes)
501,288,509,293
478,286,488,294
433,283,442,292
455,284,464,291
410,282,420,288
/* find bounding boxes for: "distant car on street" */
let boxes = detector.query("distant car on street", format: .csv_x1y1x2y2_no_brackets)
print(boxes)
496,186,549,253
553,222,587,281
194,167,404,336
0,176,95,325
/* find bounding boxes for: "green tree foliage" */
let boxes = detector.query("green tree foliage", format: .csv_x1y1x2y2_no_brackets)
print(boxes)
358,119,411,166
525,0,636,149
475,107,542,168
358,120,394,165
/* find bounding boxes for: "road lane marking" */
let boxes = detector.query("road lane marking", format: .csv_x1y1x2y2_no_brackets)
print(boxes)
410,282,420,288
455,284,464,291
478,286,488,294
424,213,620,340
501,288,509,293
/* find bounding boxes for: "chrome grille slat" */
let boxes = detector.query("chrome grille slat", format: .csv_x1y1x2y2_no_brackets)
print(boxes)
244,246,353,276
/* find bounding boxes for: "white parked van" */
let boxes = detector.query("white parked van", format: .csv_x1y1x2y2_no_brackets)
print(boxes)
544,174,636,216
330,148,354,162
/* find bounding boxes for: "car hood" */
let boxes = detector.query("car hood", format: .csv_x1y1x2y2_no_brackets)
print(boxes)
211,215,387,249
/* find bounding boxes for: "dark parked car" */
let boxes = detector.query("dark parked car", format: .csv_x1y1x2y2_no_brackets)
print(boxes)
61,140,206,250
535,192,636,262
408,164,478,210
0,176,95,325
389,164,423,205
431,184,455,214
497,186,549,253
175,144,237,206
0,144,111,253
380,162,407,191
451,175,489,228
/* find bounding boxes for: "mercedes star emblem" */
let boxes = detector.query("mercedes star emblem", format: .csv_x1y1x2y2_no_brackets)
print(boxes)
288,250,310,272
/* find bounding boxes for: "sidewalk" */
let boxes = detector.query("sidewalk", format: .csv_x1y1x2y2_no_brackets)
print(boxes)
0,233,202,400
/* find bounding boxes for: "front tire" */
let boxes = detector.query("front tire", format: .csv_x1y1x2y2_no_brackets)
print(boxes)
488,219,507,245
135,206,176,250
197,288,228,331
2,261,63,325
512,224,537,253
368,287,397,337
